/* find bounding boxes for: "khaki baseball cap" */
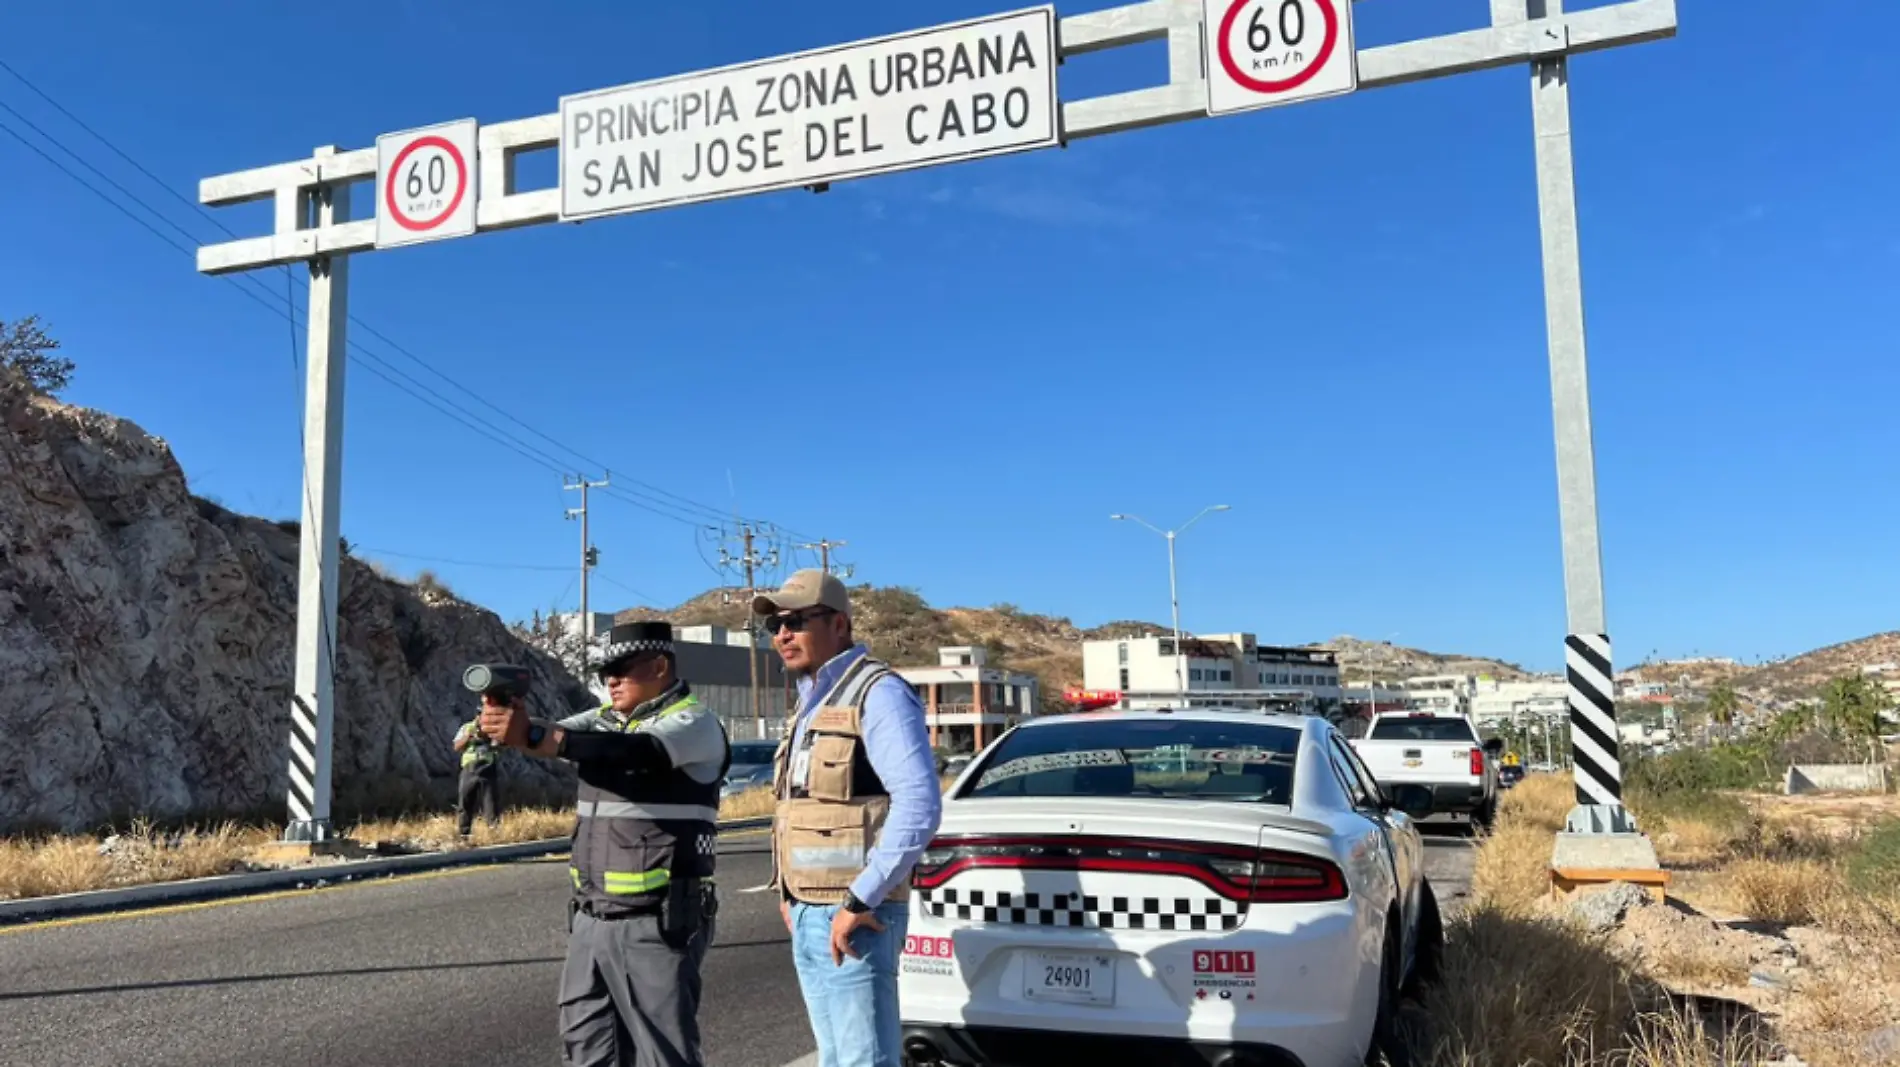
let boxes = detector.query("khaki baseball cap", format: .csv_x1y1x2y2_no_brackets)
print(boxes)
752,569,851,618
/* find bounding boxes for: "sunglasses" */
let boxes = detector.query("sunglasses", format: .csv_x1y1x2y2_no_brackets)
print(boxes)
765,607,836,635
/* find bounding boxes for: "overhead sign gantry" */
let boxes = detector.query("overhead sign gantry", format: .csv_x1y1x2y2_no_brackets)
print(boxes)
196,0,1678,845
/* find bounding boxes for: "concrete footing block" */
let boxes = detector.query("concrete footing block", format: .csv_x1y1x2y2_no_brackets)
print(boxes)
1550,830,1669,904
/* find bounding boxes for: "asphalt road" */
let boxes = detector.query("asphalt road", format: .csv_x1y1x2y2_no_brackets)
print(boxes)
0,830,808,1067
0,824,1479,1067
1417,819,1482,916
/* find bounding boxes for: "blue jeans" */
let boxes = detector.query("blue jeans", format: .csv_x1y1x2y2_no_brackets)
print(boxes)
791,900,909,1067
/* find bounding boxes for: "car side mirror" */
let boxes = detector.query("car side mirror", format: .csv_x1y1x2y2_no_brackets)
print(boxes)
1482,737,1505,755
1385,783,1434,820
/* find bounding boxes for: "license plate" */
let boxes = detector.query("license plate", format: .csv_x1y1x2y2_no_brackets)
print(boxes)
1024,951,1114,1005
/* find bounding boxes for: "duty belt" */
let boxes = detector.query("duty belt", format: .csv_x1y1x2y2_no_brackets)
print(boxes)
576,899,661,920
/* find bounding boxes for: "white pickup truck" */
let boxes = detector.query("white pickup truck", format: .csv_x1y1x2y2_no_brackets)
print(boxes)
1349,710,1503,831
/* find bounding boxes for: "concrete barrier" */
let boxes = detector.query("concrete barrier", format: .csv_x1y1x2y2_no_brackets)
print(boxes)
1784,763,1893,795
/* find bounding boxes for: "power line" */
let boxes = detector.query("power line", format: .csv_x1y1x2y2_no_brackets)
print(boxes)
0,80,826,543
0,73,806,535
0,111,582,483
0,56,240,238
593,573,659,604
0,95,211,249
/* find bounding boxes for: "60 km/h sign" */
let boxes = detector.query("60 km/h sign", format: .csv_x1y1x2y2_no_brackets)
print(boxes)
1203,0,1358,117
374,118,478,249
559,5,1059,221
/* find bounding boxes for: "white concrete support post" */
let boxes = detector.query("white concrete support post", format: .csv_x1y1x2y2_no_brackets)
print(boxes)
285,149,351,844
1510,0,1631,835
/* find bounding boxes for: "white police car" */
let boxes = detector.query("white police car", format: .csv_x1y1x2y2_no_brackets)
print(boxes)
899,709,1442,1067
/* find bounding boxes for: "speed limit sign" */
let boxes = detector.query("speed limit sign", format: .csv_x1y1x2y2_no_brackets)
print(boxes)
374,118,478,249
1202,0,1358,116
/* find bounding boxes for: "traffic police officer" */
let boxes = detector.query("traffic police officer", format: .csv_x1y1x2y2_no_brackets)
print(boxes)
451,709,504,837
478,621,730,1067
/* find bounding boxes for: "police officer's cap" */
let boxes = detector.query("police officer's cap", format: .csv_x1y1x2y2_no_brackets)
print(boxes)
597,621,674,673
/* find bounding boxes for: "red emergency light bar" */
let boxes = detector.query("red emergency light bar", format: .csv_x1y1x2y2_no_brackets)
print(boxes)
1063,687,1122,711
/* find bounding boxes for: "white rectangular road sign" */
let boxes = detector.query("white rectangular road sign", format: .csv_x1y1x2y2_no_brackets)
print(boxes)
559,6,1059,221
1203,0,1358,117
374,118,479,249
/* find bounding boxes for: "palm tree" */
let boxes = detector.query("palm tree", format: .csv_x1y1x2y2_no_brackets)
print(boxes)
1821,673,1890,763
1707,681,1739,744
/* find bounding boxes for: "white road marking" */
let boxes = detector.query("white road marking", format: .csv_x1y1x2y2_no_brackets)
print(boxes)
776,1055,816,1067
740,883,777,894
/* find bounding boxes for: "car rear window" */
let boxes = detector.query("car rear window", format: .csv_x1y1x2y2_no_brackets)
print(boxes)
963,719,1300,804
1368,716,1477,743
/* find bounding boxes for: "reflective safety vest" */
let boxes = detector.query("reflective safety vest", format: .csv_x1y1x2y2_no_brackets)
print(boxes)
458,720,499,770
771,655,894,906
568,690,725,918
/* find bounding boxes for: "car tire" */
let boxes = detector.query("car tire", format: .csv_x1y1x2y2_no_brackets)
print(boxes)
1470,796,1498,835
1364,915,1413,1067
1404,879,1444,996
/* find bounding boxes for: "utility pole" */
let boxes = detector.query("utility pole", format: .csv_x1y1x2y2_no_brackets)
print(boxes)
564,474,609,667
798,538,849,575
719,523,774,726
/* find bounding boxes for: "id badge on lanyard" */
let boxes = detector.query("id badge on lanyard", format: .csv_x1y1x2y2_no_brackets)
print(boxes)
789,710,817,790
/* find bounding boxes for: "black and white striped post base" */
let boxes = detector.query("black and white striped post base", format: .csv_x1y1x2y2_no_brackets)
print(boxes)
285,695,333,843
1564,632,1638,833
1565,633,1619,805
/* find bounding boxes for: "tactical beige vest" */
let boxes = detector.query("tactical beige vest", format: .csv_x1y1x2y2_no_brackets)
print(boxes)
772,655,894,905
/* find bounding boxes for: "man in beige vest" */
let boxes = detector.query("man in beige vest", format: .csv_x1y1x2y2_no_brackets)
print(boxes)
757,570,941,1067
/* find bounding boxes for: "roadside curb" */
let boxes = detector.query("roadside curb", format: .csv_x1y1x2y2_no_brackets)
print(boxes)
0,816,773,927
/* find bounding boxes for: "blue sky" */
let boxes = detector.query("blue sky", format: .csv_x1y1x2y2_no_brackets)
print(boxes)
3,1,1895,673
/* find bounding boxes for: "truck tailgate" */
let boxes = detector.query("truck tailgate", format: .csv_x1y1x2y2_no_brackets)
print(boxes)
1351,740,1479,785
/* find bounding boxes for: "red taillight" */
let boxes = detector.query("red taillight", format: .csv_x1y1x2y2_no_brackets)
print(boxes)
911,836,1347,904
1469,747,1484,776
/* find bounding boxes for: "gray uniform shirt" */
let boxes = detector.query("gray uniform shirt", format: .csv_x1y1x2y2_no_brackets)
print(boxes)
556,687,728,786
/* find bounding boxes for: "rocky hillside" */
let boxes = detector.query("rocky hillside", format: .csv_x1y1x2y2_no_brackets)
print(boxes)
1312,634,1529,682
1735,632,1900,701
1622,656,1750,693
0,368,589,834
620,586,1526,709
619,586,1100,712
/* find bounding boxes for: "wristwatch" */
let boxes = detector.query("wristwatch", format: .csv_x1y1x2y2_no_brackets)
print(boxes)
842,891,870,915
525,722,548,749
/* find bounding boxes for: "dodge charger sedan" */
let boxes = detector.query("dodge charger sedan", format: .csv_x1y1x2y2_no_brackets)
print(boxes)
899,709,1442,1067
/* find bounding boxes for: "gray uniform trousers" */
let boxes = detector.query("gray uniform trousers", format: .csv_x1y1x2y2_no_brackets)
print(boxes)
560,909,714,1067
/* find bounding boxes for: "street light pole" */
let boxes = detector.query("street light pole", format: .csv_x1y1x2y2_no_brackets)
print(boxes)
1112,505,1230,707
1165,530,1182,700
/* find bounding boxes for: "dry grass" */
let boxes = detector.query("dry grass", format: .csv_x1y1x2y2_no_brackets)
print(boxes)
1471,817,1559,916
1428,771,1783,1065
1501,770,1577,834
0,836,112,900
1721,857,1835,926
0,820,275,902
345,807,577,851
0,775,954,902
719,788,778,821
1617,789,1900,1065
1467,772,1575,916
1646,937,1752,990
1414,904,1642,1063
1410,905,1773,1066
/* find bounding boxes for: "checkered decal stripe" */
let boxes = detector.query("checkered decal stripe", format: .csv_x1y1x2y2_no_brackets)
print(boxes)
916,887,1246,932
597,638,670,664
